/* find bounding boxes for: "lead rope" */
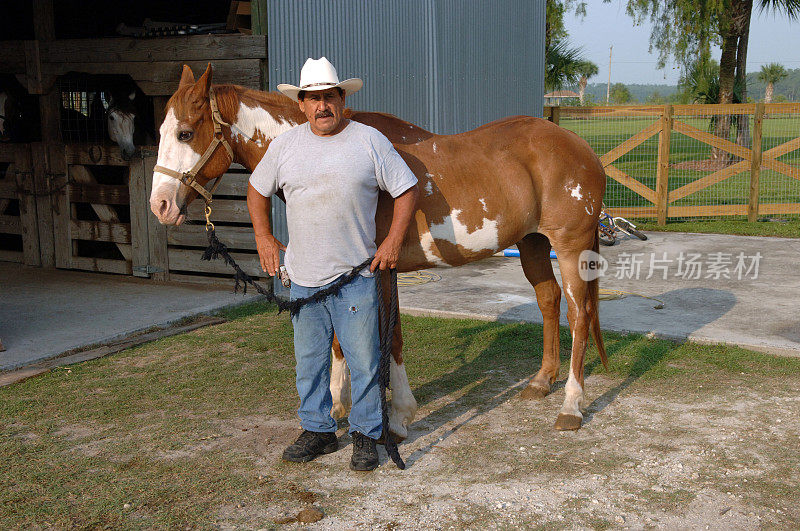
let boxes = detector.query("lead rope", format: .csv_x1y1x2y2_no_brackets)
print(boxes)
376,268,406,469
201,218,405,469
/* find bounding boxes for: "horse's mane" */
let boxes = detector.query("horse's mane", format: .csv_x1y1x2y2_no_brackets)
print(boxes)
213,84,434,144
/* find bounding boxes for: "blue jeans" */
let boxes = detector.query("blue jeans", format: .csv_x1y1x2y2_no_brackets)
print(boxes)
289,274,382,439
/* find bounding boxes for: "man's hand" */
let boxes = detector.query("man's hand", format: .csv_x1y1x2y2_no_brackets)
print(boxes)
371,235,403,272
255,234,286,276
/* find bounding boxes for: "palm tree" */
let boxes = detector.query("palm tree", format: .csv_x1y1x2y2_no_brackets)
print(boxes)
545,40,584,92
758,63,788,103
576,60,599,105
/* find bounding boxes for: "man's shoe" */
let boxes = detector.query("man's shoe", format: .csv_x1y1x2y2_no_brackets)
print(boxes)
282,430,338,463
350,431,379,471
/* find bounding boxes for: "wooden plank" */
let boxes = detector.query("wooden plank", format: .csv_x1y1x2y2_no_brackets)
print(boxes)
24,40,44,95
211,172,250,196
655,105,673,225
618,203,800,217
70,256,132,274
40,35,267,64
0,41,27,72
69,183,130,205
599,120,661,167
33,143,56,268
42,59,263,96
748,103,765,222
129,156,151,277
0,180,16,199
65,144,140,166
604,165,657,204
33,0,55,41
758,203,800,215
761,158,800,182
49,144,73,269
186,198,251,223
0,144,22,161
168,248,263,277
672,120,753,161
69,220,131,243
167,224,256,249
14,147,40,266
69,166,132,261
143,154,168,281
0,215,21,233
671,103,756,116
0,249,23,262
763,102,800,115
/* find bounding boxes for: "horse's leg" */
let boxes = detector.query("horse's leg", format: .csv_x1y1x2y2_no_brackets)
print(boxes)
549,240,597,431
329,335,351,420
517,233,562,399
380,272,417,442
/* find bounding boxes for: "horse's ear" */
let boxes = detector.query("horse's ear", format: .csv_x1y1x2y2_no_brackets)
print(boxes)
192,63,213,99
179,65,195,88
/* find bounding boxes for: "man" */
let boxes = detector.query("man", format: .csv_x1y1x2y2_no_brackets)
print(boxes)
247,57,419,471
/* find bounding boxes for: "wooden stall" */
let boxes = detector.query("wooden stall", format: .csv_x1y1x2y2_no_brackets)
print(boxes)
0,0,270,286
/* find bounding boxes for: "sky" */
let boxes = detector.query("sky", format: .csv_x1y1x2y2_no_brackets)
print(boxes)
564,1,800,86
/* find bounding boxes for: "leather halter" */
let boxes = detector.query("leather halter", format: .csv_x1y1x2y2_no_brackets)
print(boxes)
153,87,233,204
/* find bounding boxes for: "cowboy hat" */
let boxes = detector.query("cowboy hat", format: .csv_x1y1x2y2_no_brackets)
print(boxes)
277,57,363,102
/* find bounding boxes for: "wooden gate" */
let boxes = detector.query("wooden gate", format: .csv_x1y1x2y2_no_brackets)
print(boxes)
0,144,39,265
51,145,156,277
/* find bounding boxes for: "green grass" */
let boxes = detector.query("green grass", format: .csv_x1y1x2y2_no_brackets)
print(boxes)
634,217,800,237
2,302,800,528
560,115,800,217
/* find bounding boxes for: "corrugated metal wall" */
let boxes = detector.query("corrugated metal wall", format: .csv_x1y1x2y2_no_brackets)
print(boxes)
266,0,545,294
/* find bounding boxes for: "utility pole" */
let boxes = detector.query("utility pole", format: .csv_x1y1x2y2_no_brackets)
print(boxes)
606,45,613,104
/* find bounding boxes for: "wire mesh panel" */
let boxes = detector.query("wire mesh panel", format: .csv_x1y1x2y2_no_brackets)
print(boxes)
58,74,108,144
557,103,800,222
759,104,800,219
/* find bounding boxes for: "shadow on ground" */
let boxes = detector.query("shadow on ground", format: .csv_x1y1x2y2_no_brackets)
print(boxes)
399,287,736,467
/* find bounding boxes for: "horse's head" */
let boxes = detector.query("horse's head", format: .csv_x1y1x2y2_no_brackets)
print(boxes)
0,90,22,141
150,64,232,225
107,91,137,160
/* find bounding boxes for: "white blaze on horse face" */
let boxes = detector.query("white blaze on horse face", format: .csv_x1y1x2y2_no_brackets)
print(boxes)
232,102,297,147
108,110,136,157
389,358,417,440
420,208,500,264
151,109,201,217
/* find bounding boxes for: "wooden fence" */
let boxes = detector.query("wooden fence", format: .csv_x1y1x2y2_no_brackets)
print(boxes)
0,144,39,265
546,103,800,223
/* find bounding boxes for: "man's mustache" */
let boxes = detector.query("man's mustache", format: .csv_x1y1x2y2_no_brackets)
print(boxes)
315,111,334,119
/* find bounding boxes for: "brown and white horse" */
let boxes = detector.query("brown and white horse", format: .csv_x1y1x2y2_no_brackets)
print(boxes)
150,65,607,437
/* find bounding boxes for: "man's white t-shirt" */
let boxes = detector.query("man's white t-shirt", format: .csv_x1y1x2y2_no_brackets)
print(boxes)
249,120,418,287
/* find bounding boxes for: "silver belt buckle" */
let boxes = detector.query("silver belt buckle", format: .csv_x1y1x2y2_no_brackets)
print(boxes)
278,265,291,288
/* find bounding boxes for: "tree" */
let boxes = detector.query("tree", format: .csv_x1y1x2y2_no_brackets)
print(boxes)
576,61,599,105
758,63,788,102
609,83,635,104
646,91,666,104
545,39,584,91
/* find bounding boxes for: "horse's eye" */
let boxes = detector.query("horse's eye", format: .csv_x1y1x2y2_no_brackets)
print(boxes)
178,130,193,142
109,115,116,121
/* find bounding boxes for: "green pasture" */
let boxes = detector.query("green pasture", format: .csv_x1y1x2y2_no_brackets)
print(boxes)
559,115,800,218
2,301,800,528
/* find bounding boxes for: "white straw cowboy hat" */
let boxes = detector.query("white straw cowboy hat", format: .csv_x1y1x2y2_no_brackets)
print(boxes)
277,57,363,102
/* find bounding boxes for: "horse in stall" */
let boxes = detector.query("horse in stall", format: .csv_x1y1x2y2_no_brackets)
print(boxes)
0,75,40,143
106,81,156,160
150,65,608,439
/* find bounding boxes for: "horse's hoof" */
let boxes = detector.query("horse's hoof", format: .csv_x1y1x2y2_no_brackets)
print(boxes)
330,405,349,420
520,385,550,400
554,414,582,431
377,430,407,445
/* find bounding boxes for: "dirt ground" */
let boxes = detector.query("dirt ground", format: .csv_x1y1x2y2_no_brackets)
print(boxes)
206,371,799,529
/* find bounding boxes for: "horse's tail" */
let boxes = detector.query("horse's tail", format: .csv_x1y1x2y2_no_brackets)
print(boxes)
589,228,608,370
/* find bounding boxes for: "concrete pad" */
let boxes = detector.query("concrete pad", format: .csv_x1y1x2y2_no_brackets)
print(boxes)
0,262,260,371
399,232,800,356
